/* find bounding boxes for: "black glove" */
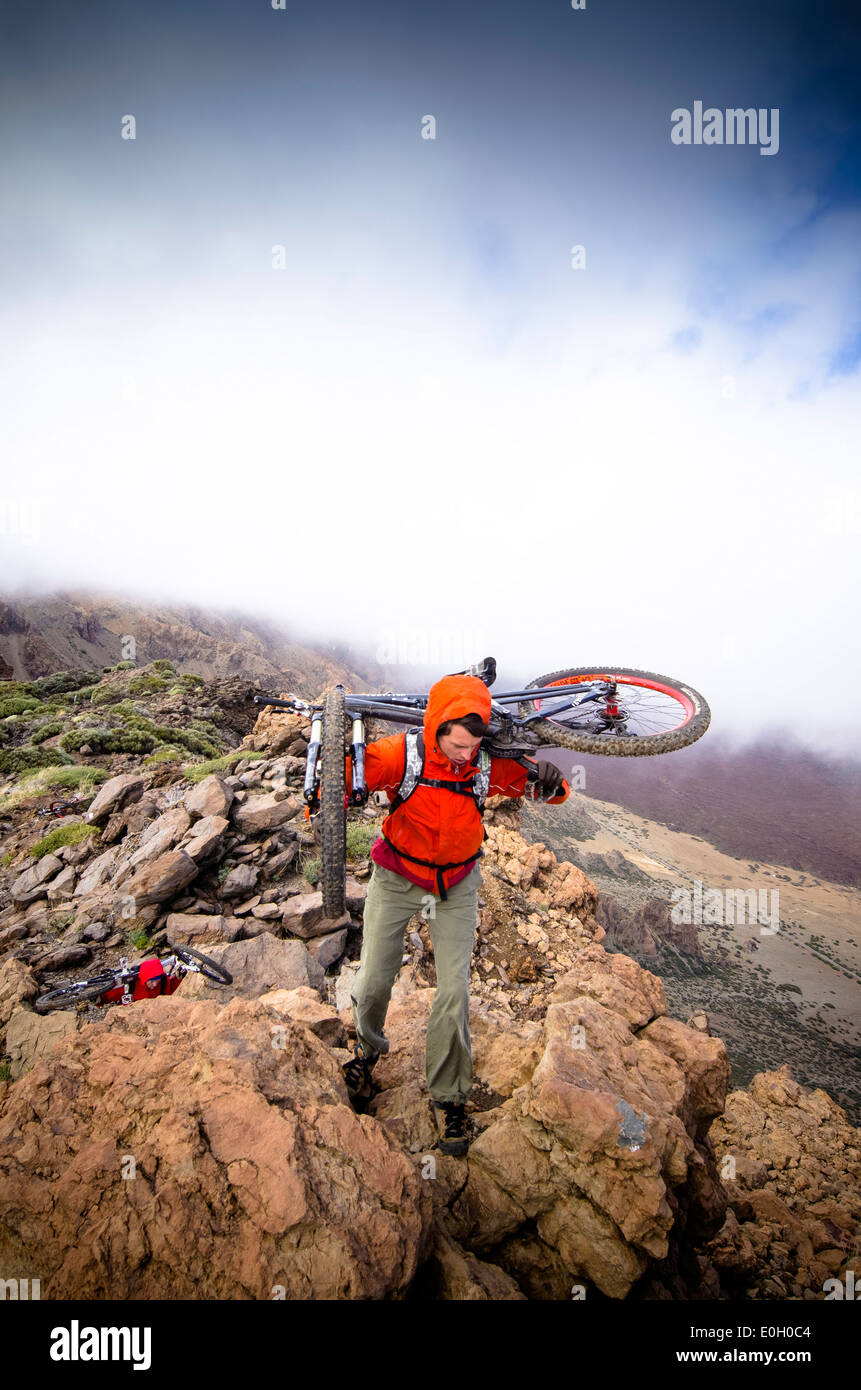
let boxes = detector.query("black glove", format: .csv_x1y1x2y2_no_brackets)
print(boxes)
533,761,565,800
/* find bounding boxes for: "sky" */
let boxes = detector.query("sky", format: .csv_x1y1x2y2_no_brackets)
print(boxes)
1,0,859,754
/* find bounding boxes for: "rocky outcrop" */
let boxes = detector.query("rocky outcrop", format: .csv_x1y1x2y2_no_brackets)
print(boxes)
0,994,432,1298
0,667,857,1302
703,1066,861,1299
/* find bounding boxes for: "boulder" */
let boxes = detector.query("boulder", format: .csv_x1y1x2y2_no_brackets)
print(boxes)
305,928,348,970
0,958,38,1044
85,774,144,824
5,1006,78,1080
11,854,65,907
33,943,93,972
129,806,192,867
0,994,433,1298
121,849,199,909
164,913,243,946
231,793,303,835
45,865,77,903
176,931,325,1001
258,986,347,1046
221,864,259,898
183,775,234,822
73,845,124,898
182,815,230,863
282,892,350,939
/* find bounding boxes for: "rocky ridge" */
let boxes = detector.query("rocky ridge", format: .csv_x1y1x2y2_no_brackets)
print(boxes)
0,683,857,1299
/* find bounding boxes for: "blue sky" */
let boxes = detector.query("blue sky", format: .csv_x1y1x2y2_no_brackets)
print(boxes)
1,0,859,750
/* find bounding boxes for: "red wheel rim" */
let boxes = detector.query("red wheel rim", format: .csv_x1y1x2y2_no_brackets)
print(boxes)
533,674,694,734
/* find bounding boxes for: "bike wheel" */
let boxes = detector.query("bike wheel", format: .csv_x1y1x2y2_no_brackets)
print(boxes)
519,666,711,757
169,943,233,985
34,975,119,1014
319,685,347,918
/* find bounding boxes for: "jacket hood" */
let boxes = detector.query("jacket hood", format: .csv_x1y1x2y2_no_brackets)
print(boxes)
423,674,492,763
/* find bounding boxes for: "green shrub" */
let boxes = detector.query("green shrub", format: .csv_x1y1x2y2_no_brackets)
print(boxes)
30,720,63,745
118,713,220,759
346,822,378,859
128,928,153,951
128,675,169,695
151,659,176,673
90,685,125,707
185,749,265,782
180,673,204,689
0,746,72,776
60,728,155,755
69,686,96,704
0,696,41,719
302,856,320,886
1,850,14,868
30,823,100,860
0,764,108,813
113,660,137,670
29,670,101,698
143,746,184,765
0,1062,10,1083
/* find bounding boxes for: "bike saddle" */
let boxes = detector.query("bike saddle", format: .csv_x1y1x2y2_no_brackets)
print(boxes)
449,656,496,687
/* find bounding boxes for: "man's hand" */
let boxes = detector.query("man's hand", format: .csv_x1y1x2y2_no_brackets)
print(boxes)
532,761,566,800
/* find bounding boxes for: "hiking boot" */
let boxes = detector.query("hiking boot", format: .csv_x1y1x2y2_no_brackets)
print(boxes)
342,1043,380,1110
432,1100,470,1157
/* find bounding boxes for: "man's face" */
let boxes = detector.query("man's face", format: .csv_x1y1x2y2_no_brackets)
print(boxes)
437,723,482,765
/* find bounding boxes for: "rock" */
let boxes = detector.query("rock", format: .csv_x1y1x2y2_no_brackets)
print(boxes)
5,1007,78,1079
305,928,348,970
176,931,325,1001
0,958,38,1044
231,793,303,835
423,1222,527,1300
687,1010,711,1033
250,903,282,921
11,854,64,907
334,962,360,1014
233,894,262,916
183,775,234,822
85,774,145,824
282,892,350,939
221,864,259,898
164,913,243,946
345,878,367,914
266,845,299,877
129,806,193,867
45,865,77,903
182,815,230,863
33,943,93,972
0,922,30,949
81,921,110,943
0,994,433,1297
73,845,124,898
121,849,199,909
258,986,347,1045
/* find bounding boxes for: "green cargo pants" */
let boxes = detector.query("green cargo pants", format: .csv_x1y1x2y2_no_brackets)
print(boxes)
350,860,482,1104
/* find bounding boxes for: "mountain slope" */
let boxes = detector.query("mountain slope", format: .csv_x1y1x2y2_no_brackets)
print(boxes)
0,588,378,696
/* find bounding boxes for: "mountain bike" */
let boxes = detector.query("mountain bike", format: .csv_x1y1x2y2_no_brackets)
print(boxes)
252,656,710,918
33,943,233,1013
35,795,89,819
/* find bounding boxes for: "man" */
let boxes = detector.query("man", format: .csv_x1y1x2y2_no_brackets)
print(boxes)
341,672,569,1155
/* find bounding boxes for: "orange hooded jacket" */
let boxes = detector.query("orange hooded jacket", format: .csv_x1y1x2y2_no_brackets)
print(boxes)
344,673,569,897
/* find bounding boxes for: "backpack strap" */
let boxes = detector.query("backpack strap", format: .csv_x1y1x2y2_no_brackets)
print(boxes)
388,728,424,813
390,729,492,813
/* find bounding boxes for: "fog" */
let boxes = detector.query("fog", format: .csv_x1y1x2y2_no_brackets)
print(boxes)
1,0,858,756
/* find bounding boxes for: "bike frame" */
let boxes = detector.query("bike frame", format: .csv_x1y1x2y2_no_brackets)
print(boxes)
253,676,616,812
